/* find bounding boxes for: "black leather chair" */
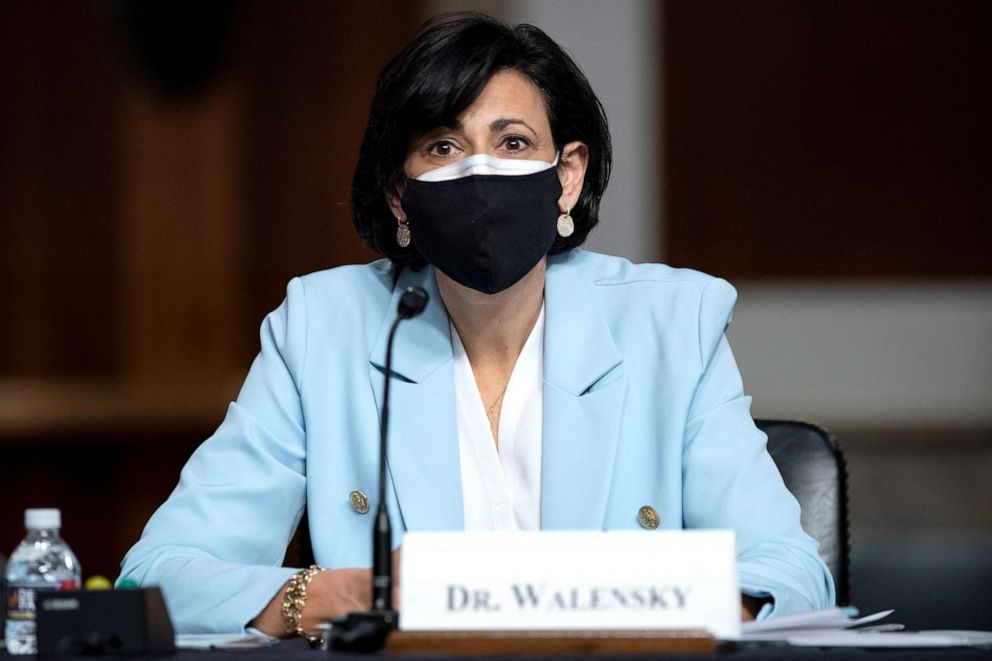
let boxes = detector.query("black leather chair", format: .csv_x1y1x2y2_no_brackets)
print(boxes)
757,419,851,605
1,553,6,630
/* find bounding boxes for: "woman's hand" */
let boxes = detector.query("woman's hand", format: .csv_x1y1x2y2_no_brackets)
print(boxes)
740,594,768,621
250,550,401,637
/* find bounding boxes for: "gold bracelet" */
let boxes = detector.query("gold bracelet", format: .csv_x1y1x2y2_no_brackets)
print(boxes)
281,565,323,647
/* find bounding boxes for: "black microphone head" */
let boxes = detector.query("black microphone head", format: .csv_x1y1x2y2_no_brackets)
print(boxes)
397,286,429,319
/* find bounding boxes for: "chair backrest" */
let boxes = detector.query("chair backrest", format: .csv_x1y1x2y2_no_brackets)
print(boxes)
756,419,851,606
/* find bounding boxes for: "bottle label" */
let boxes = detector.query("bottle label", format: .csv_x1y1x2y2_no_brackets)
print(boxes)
7,584,36,622
5,583,59,622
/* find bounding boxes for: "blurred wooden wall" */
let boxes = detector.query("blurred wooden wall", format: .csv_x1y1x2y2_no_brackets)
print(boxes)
662,1,992,629
663,0,991,279
1,0,424,579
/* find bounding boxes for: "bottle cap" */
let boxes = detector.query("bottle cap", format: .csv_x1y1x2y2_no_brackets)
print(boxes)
25,508,61,530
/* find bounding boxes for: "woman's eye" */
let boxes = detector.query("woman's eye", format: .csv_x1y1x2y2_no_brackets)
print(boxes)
501,136,530,152
427,140,457,157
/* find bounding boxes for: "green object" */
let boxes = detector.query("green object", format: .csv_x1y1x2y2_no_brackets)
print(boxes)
116,578,139,589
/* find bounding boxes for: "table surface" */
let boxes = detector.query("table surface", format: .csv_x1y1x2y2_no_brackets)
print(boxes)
5,638,991,660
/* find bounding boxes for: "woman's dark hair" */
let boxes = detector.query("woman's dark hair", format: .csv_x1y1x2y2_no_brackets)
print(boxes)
351,12,612,268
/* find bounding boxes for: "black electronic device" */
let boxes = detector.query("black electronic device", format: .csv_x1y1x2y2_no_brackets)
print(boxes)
36,587,175,656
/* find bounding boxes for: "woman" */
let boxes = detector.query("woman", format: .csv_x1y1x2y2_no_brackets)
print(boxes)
120,13,835,636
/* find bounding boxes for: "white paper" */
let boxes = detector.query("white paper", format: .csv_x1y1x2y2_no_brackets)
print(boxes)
401,530,740,639
744,623,905,642
741,607,992,648
174,633,276,649
742,607,893,635
786,630,992,648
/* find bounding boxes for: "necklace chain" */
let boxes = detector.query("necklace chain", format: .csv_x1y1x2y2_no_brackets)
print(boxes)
486,380,510,417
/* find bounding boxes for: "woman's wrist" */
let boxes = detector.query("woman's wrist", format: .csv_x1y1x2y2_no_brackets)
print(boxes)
741,594,770,621
282,565,324,644
250,566,374,639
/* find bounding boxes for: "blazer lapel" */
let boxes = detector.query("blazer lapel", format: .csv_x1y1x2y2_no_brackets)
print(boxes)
367,253,626,533
541,253,627,530
368,266,464,532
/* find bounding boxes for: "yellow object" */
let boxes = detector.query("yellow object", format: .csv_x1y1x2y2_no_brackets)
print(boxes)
84,575,113,590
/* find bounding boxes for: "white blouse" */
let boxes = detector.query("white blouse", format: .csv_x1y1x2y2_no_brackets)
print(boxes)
449,306,545,531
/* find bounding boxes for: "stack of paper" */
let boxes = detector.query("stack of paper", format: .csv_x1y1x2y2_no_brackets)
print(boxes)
175,633,276,650
742,608,992,648
742,607,896,641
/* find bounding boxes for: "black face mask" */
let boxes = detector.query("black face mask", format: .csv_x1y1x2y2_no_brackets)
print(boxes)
401,166,563,294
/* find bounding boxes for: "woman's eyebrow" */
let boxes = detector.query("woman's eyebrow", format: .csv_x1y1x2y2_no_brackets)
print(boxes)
414,122,463,142
420,118,535,137
489,118,535,133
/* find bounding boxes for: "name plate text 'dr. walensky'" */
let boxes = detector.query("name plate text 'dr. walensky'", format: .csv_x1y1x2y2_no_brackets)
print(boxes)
400,530,740,639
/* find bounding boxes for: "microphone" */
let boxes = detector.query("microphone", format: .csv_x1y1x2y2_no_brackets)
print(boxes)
372,285,427,612
328,285,429,653
398,286,428,319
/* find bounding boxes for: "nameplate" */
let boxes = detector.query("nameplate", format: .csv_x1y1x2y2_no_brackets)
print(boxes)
400,530,740,639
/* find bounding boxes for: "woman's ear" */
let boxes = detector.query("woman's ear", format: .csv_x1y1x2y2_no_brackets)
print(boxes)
557,141,589,213
385,172,406,220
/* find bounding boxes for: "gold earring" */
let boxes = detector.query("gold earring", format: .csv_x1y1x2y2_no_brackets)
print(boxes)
557,208,574,238
396,216,411,247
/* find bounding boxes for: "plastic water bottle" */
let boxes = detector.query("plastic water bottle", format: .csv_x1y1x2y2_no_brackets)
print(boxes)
4,509,81,655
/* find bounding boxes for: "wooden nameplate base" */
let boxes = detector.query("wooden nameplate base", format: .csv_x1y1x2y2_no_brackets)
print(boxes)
385,629,716,655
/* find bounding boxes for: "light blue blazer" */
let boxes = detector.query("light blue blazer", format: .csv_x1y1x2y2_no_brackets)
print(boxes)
120,249,835,633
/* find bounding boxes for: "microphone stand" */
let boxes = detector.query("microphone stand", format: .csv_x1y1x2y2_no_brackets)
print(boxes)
326,287,427,653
